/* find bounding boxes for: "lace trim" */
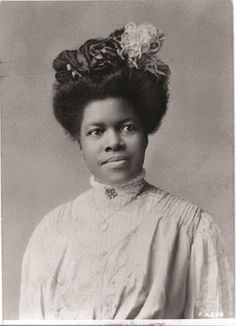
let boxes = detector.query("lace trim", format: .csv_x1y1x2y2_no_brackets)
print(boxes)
90,168,146,190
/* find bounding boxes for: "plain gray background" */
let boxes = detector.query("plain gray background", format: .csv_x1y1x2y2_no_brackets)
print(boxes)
1,0,234,320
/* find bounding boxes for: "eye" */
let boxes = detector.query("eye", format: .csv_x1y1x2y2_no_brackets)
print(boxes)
120,123,136,133
87,128,104,137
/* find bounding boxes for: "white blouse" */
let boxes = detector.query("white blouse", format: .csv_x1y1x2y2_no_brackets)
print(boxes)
19,175,234,319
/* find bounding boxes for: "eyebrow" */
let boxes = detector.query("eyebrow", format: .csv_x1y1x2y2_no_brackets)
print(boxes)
85,123,105,128
118,118,137,124
84,117,137,129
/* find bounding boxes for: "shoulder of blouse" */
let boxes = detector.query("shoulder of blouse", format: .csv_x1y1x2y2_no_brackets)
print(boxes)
145,183,204,243
27,189,92,243
193,210,223,240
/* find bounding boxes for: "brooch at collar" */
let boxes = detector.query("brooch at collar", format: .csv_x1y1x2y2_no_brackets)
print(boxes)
104,187,118,199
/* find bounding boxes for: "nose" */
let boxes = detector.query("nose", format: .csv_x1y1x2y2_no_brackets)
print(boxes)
104,130,125,152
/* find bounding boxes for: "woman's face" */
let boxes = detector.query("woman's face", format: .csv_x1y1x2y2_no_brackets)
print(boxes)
79,97,148,186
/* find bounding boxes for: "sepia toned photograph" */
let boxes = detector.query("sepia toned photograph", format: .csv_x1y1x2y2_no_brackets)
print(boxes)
0,0,235,323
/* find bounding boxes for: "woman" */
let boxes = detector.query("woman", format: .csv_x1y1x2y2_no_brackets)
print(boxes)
19,22,234,320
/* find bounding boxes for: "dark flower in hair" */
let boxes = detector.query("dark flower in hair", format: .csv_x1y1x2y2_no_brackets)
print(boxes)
139,54,170,80
79,38,125,71
53,50,89,84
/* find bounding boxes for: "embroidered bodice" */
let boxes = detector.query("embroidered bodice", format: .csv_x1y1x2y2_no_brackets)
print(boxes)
19,176,234,320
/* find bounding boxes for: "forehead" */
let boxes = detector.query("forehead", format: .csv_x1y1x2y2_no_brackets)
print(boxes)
82,98,138,126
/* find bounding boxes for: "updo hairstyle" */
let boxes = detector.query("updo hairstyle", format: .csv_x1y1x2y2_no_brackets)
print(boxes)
52,23,171,140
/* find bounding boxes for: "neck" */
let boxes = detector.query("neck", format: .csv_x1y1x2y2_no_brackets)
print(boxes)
90,168,147,214
90,168,146,190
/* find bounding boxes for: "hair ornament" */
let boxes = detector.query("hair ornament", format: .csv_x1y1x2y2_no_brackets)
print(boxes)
53,49,89,83
53,22,169,84
116,22,165,68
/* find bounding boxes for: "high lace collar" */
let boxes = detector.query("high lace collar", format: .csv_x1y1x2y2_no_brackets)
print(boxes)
90,169,148,223
90,169,147,200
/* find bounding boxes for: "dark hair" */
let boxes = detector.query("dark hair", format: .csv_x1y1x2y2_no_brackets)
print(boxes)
52,66,170,140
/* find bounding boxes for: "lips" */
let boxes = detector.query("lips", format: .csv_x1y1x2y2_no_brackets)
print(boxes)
101,156,129,165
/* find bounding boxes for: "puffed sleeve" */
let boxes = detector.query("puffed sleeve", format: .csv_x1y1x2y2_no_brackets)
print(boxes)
19,216,51,319
184,211,234,318
19,205,67,320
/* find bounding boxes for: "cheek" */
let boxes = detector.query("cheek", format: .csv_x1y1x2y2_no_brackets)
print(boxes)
82,146,94,161
126,139,147,165
131,135,148,153
80,141,101,165
81,149,98,173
